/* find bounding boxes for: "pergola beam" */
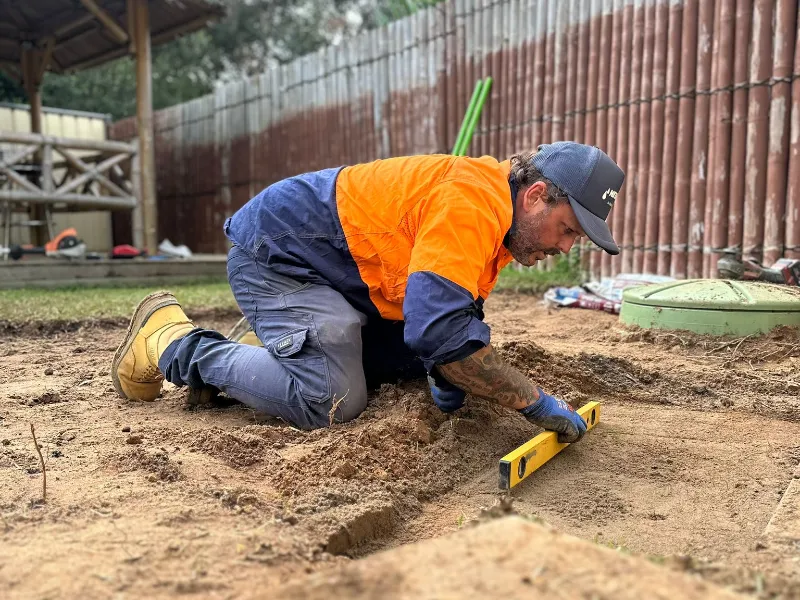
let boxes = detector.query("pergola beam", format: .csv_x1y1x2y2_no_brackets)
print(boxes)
65,13,220,74
20,38,55,246
63,43,127,73
132,0,158,254
0,132,137,154
55,25,102,53
37,37,55,81
0,190,137,210
79,0,129,44
52,11,95,38
152,16,216,45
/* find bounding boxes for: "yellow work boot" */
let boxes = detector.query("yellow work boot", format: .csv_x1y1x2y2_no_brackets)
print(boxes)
111,291,195,401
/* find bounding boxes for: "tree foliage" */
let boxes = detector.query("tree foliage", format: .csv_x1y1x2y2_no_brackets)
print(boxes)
0,0,444,120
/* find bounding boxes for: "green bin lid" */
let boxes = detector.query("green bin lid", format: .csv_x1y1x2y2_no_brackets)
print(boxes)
620,280,800,335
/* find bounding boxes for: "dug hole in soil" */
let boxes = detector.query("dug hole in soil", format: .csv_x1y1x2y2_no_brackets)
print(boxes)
1,293,799,598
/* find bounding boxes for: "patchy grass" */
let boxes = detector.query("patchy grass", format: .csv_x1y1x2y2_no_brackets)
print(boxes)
0,278,236,323
495,254,583,294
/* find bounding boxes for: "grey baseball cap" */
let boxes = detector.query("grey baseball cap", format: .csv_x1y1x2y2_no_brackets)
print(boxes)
531,142,625,255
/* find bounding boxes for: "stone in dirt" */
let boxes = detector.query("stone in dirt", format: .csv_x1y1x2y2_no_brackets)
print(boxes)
332,461,356,479
126,434,143,445
30,391,61,405
413,421,433,444
271,517,748,600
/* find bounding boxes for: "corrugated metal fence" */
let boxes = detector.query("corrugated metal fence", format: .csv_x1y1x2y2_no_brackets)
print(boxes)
110,0,800,281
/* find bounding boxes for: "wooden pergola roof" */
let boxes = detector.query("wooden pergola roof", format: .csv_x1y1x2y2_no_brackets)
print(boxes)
0,0,225,252
0,0,225,76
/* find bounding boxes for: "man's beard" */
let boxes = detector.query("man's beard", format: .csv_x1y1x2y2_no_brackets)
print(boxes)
507,211,561,266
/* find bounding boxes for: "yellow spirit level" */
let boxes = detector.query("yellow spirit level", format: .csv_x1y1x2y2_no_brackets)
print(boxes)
499,402,601,490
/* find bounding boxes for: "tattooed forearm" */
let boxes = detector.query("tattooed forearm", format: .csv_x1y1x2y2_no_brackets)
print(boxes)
436,344,540,410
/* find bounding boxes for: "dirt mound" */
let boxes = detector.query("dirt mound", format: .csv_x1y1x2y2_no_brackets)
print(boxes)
268,516,748,600
185,425,296,468
499,340,662,403
198,379,534,559
270,381,530,501
109,446,183,482
606,324,800,365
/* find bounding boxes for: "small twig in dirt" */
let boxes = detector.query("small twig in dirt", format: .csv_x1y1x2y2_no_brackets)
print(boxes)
30,424,46,503
656,332,690,347
757,344,799,362
704,336,750,356
729,335,752,360
328,390,350,426
745,371,773,384
108,516,135,560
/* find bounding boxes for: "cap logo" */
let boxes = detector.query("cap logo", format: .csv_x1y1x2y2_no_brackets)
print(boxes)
602,188,618,206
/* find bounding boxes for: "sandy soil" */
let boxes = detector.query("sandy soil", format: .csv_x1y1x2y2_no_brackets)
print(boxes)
271,516,750,600
1,293,799,599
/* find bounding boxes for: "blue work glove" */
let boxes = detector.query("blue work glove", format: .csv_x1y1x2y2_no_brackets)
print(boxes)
427,374,466,413
520,389,587,443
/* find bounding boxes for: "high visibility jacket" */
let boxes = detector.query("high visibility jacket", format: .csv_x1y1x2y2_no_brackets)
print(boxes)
224,154,515,371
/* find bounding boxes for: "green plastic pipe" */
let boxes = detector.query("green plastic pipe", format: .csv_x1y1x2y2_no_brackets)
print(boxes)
451,80,483,155
456,76,493,156
451,79,485,155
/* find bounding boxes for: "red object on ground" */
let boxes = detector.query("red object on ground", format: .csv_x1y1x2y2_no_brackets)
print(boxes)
111,244,146,259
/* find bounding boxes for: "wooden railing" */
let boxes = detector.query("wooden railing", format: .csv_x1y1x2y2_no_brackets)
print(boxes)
0,131,141,247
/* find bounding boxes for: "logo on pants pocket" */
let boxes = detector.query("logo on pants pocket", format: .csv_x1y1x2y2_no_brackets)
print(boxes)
275,335,294,352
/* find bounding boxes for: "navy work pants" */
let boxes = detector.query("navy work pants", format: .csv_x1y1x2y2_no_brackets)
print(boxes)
158,246,425,429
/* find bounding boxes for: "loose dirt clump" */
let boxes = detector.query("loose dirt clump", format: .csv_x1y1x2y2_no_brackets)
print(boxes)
28,390,63,405
185,426,292,468
209,487,264,512
110,446,182,482
271,381,531,505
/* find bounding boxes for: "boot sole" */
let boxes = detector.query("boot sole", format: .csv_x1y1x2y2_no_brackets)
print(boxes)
111,290,181,400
